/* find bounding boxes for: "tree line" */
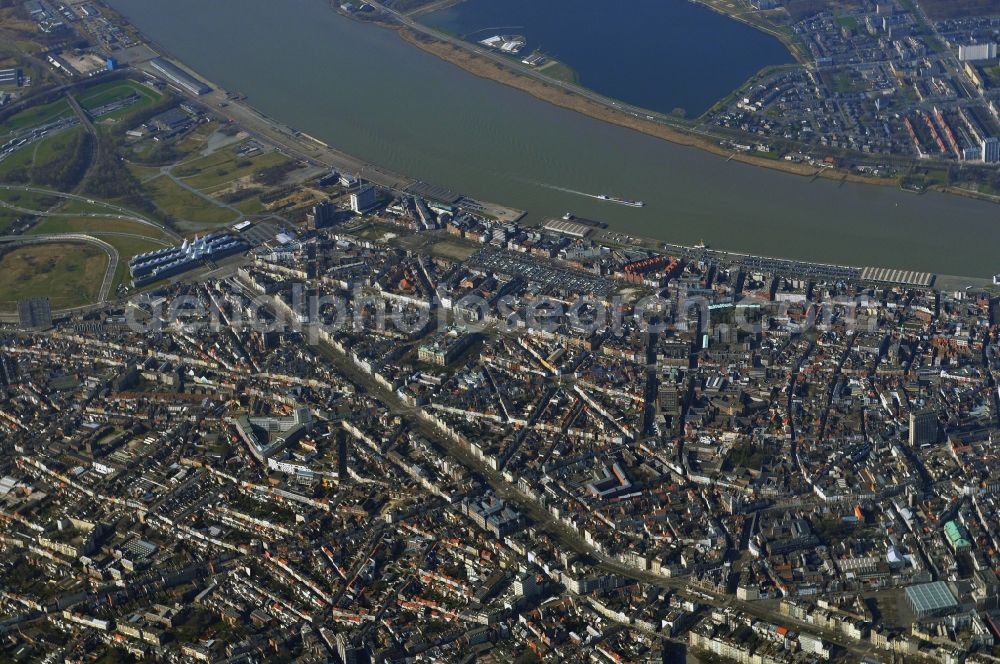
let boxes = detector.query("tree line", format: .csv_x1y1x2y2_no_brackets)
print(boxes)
31,130,94,190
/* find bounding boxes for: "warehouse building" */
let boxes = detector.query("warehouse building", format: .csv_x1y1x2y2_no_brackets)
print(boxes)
149,58,211,95
542,217,595,238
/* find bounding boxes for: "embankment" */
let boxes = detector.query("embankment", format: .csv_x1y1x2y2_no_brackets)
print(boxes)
398,28,892,188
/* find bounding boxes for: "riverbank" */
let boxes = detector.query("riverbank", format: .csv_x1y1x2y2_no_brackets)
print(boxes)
98,0,1000,277
398,28,892,189
100,0,897,203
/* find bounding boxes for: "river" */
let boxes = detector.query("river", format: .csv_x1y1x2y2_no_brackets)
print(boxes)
421,0,795,118
105,0,1000,278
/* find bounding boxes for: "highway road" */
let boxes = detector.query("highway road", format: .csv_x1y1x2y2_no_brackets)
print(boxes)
0,183,180,241
66,91,96,136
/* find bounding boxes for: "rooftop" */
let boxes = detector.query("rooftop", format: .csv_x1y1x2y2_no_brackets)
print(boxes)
905,581,957,614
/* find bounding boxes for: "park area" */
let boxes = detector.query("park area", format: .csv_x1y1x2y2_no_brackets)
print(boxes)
0,242,108,311
0,73,311,309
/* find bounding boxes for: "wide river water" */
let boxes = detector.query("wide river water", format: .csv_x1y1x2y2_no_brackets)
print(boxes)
421,0,795,117
106,0,1000,278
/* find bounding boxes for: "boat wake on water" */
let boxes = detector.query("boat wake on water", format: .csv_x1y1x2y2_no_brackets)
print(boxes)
535,183,596,198
532,182,646,208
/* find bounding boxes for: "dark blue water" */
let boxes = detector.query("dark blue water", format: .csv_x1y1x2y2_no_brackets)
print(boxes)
422,0,795,117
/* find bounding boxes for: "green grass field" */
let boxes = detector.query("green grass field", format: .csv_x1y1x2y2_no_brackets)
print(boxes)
923,168,950,186
32,126,85,170
30,215,171,240
0,139,37,180
0,83,270,298
834,15,860,29
748,149,781,160
0,191,148,219
537,59,579,85
0,126,84,183
0,206,22,234
0,79,163,143
0,81,236,298
145,175,239,226
0,242,108,310
983,65,1000,89
831,71,865,94
54,198,121,216
176,150,290,192
0,188,63,213
80,79,165,121
232,196,265,216
79,80,144,109
127,162,165,180
171,149,236,178
0,98,72,137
